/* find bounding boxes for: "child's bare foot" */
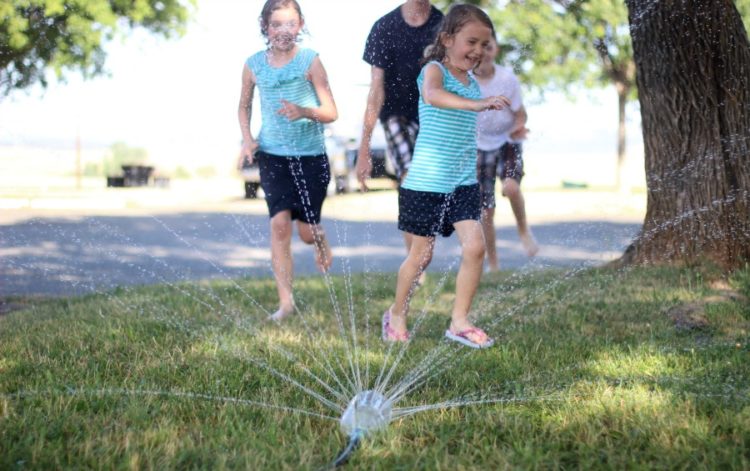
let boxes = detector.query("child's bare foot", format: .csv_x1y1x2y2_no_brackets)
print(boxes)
485,260,499,273
314,238,333,273
268,303,295,322
520,232,539,257
416,270,427,287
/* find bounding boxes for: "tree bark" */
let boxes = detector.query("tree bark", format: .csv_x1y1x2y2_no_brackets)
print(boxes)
620,0,750,271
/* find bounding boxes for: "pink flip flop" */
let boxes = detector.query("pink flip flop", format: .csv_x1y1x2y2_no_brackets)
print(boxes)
382,309,410,342
445,327,494,349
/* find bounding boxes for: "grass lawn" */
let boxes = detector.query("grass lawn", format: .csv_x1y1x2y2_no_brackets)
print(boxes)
1,265,749,469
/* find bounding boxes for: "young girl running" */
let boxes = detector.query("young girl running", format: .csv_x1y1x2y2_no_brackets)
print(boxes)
238,0,338,321
382,4,510,348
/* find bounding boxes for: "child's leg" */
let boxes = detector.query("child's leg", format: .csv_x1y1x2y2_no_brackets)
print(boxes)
502,178,539,257
477,148,500,272
390,234,435,334
402,231,427,285
270,211,295,316
297,221,332,273
480,207,498,271
450,220,490,343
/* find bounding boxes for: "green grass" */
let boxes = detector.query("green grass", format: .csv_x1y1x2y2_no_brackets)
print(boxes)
1,265,749,470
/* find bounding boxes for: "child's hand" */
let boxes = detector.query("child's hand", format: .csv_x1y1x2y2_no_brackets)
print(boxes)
477,95,511,112
240,140,259,166
510,126,529,141
277,99,307,121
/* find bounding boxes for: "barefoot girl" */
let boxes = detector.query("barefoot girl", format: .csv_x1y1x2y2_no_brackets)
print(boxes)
238,0,337,321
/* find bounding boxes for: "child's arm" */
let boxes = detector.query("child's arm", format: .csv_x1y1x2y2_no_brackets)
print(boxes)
509,105,529,141
237,64,258,162
278,56,338,123
421,63,510,112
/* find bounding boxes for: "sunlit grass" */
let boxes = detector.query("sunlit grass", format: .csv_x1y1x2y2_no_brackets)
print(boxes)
1,265,748,469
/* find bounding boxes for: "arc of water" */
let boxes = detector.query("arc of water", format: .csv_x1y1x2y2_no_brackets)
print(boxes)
392,263,633,406
374,260,458,395
151,216,271,314
1,388,338,421
60,217,355,411
385,265,594,406
390,393,566,420
84,218,233,313
244,355,344,413
11,247,352,413
149,214,358,398
284,161,363,394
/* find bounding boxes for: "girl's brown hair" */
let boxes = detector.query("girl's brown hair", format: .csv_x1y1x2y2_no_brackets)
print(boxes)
258,0,305,38
421,4,495,65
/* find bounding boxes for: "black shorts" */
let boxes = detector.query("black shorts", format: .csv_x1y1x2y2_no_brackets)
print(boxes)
477,142,524,209
398,184,481,238
257,151,330,224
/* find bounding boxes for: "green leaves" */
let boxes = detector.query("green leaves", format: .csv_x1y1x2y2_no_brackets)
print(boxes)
0,0,195,95
494,0,632,96
439,0,749,100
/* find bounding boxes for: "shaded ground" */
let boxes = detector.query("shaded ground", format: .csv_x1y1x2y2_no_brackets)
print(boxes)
0,210,639,297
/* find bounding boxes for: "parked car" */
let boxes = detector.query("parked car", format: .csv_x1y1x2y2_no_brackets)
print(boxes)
326,134,357,194
238,129,396,198
239,154,261,199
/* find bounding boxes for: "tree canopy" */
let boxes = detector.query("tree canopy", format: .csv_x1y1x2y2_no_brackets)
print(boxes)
439,0,749,187
0,0,195,95
439,0,749,98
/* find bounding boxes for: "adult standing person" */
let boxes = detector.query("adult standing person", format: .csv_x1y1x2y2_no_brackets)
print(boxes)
356,0,444,278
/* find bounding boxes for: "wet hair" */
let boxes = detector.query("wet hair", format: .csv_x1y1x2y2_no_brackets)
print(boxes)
421,4,495,65
258,0,305,38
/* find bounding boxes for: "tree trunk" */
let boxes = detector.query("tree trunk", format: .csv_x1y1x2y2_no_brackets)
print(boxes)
620,0,750,271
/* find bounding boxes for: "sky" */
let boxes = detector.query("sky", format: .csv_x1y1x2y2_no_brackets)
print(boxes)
0,0,643,186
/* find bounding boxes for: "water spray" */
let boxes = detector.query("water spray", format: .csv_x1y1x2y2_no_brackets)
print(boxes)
329,390,392,467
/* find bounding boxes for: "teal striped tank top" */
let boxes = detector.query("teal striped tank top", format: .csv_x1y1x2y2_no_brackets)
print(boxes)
246,48,326,156
401,61,481,194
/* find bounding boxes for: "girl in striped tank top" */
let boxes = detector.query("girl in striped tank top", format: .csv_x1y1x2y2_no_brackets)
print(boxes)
238,0,338,322
382,4,510,349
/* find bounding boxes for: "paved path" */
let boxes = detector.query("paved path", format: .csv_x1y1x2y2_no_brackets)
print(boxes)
0,188,645,298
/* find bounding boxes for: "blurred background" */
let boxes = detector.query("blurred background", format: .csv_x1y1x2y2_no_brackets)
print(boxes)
0,0,646,207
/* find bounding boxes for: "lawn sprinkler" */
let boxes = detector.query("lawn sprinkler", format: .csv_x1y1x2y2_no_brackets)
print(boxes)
331,390,392,467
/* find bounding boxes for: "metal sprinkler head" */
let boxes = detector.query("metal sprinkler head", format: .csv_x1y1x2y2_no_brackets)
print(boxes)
339,390,392,436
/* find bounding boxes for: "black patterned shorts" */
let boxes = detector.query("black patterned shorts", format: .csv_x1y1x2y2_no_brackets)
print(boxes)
476,142,524,209
398,184,481,238
383,116,419,180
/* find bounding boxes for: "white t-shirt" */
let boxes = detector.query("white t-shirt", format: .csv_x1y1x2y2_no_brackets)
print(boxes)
474,64,523,151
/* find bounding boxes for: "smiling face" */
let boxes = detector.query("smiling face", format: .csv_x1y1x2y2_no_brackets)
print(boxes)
482,38,499,64
265,5,303,52
442,20,493,74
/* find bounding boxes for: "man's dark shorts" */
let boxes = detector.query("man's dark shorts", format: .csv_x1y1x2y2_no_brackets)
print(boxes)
398,184,481,238
257,151,330,224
